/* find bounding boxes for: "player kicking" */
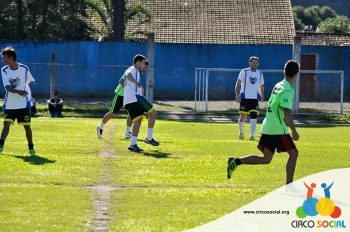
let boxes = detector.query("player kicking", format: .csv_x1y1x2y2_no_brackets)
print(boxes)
227,60,300,185
0,47,36,155
235,56,264,141
123,54,159,152
96,61,150,139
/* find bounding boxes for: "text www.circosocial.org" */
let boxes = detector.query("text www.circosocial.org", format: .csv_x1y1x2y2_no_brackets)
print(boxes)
243,210,290,215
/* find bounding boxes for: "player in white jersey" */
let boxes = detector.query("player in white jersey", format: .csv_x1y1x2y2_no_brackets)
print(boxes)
0,47,36,156
123,54,159,152
235,56,264,141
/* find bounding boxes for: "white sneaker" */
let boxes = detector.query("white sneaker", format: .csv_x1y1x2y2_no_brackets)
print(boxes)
124,131,132,139
239,133,244,140
96,126,103,139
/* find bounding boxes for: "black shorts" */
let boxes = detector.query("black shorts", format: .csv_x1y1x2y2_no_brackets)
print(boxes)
125,97,155,122
4,108,31,125
239,99,259,115
258,134,296,153
109,94,124,113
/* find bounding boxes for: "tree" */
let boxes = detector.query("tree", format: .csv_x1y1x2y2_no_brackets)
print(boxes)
292,5,350,33
86,0,152,41
318,15,350,33
0,0,97,40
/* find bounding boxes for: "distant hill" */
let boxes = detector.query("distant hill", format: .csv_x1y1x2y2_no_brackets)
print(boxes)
291,0,350,17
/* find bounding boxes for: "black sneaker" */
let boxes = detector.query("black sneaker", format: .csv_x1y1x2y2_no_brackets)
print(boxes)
128,144,143,153
96,126,103,139
144,138,160,146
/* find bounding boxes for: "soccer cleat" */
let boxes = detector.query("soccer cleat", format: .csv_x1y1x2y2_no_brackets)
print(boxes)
29,149,36,156
128,144,143,153
227,157,237,179
144,138,160,146
124,131,132,139
96,126,103,139
0,145,3,153
239,133,244,140
249,136,255,141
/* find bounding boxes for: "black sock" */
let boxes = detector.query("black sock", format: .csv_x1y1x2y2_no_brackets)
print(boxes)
235,158,241,166
28,144,34,150
0,139,4,146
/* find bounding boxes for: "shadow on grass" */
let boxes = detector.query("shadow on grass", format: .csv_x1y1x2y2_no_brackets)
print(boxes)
12,155,56,165
141,150,177,159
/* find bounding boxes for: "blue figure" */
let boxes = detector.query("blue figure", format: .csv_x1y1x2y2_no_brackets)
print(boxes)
321,182,334,198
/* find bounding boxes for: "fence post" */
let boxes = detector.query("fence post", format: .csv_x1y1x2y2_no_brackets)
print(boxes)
50,52,56,98
146,33,155,104
292,35,301,113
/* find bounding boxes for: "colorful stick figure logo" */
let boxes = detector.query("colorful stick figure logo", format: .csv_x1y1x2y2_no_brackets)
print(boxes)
296,182,342,219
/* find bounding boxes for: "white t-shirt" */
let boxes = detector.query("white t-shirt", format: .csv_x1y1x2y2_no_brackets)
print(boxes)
237,68,264,99
1,63,35,109
123,66,143,106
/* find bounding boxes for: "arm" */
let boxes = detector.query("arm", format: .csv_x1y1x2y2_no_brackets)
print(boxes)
119,79,125,87
126,73,142,88
235,79,241,103
258,85,265,101
5,85,27,96
284,108,299,141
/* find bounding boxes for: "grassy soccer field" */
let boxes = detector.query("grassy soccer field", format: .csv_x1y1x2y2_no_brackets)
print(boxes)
0,117,349,231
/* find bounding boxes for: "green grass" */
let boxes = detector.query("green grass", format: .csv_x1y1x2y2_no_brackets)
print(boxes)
0,117,349,231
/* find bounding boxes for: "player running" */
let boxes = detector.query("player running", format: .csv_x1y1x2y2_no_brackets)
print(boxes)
227,60,300,185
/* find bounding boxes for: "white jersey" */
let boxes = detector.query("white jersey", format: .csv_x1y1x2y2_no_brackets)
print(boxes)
1,63,34,109
238,68,264,99
123,66,143,106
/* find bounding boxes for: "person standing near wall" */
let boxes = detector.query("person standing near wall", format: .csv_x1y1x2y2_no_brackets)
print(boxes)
235,56,265,141
0,47,36,156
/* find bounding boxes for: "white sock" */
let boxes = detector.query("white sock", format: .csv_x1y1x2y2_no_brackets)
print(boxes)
239,122,245,134
147,128,154,140
250,119,257,137
99,122,105,129
125,126,131,133
131,136,137,145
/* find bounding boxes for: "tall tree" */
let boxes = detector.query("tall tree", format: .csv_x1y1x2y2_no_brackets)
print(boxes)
86,0,152,41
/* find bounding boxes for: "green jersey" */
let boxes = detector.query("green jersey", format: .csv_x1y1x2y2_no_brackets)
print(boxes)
261,79,294,135
114,73,126,96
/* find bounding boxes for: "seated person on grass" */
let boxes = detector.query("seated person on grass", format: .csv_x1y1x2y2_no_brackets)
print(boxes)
47,90,63,117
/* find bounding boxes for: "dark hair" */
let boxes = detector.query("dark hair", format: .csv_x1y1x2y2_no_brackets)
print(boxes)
53,90,59,96
133,54,146,64
249,56,259,62
284,60,300,78
1,47,16,61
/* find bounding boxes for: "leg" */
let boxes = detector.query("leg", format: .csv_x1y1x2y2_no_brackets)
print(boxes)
1,121,12,143
240,147,274,165
124,114,133,139
23,125,33,145
286,148,299,184
102,112,115,125
48,104,55,117
148,110,157,129
249,111,258,140
57,104,63,116
238,113,247,139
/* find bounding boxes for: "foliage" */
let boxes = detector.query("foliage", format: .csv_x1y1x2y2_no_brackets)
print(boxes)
318,15,350,33
292,5,349,33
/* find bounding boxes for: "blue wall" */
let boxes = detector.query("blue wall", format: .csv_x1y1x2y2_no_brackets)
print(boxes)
0,41,349,100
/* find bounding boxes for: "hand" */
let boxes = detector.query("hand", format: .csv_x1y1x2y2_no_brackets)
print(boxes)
235,96,241,103
291,129,299,141
260,96,265,102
